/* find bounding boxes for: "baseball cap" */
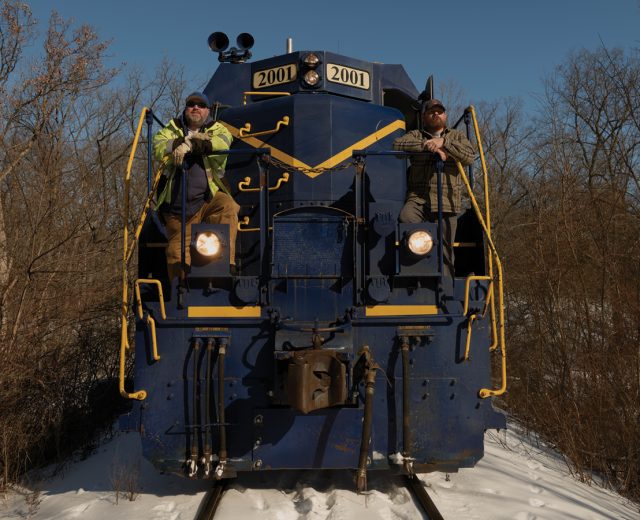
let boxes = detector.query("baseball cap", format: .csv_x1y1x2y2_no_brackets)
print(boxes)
422,99,446,112
185,91,210,107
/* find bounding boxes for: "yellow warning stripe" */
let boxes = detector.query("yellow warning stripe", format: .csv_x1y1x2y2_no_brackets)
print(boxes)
219,119,405,179
365,305,439,317
188,306,261,318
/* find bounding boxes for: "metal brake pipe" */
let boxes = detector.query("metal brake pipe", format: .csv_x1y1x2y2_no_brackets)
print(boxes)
356,347,377,492
400,337,411,458
203,338,214,476
189,338,202,477
215,338,229,479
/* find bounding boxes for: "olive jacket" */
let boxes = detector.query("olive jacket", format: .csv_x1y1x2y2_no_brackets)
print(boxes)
393,127,475,213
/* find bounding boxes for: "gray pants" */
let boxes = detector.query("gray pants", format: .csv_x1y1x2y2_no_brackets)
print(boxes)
399,195,457,278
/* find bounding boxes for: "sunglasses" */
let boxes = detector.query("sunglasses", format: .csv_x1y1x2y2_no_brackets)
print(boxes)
186,101,208,109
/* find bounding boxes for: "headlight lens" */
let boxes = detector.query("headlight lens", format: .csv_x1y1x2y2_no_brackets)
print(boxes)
195,232,221,257
407,230,433,255
303,70,320,86
302,53,320,68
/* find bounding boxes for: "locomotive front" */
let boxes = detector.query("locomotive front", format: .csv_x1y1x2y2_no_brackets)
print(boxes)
121,35,506,488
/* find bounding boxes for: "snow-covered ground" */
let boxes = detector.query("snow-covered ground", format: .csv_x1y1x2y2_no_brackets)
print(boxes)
2,423,638,520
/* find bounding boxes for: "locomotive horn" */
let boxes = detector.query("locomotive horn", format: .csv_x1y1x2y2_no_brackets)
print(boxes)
208,32,229,52
236,32,254,51
418,75,434,102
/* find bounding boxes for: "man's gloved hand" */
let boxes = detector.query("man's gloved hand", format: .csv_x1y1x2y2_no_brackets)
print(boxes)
172,137,192,164
188,132,213,154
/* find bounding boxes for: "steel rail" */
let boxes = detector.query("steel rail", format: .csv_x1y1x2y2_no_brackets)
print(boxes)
194,481,228,520
404,472,445,520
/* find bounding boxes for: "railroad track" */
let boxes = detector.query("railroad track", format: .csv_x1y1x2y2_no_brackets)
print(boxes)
194,480,227,520
193,471,444,520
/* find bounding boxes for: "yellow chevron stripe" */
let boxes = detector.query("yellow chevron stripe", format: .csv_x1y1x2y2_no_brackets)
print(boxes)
219,119,405,179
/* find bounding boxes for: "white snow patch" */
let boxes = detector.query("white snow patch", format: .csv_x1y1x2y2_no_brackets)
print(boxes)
1,422,638,519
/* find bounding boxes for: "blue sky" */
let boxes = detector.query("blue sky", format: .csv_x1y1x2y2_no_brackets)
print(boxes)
28,1,640,112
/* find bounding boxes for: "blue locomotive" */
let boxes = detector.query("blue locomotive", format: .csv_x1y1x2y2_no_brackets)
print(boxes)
119,33,507,491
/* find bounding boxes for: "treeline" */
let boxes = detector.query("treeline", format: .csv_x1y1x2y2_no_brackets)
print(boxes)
0,0,638,504
480,48,640,499
0,2,183,487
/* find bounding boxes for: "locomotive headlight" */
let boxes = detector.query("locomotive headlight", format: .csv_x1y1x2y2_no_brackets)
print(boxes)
303,70,320,86
195,231,221,257
302,53,320,68
407,230,434,255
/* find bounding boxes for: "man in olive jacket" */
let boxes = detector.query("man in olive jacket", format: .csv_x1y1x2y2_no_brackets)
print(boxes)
393,99,475,277
153,91,239,280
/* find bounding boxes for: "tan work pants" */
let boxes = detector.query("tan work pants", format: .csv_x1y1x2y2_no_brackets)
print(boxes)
164,191,240,280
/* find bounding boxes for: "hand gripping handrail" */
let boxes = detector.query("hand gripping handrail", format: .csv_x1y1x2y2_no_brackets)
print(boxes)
239,115,290,138
238,172,289,192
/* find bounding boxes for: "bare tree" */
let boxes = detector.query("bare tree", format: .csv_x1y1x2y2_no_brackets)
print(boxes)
498,47,640,500
0,1,186,488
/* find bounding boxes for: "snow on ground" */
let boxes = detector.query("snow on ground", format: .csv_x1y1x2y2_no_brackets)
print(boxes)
2,423,638,520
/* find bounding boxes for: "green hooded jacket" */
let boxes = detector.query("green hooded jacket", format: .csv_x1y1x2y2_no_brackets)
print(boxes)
152,117,233,209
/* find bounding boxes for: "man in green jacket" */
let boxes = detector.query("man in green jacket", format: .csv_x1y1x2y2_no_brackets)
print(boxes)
153,91,239,280
393,99,476,277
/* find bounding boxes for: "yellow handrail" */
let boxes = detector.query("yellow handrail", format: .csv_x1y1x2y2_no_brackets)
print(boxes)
461,275,492,361
119,106,151,401
134,279,167,320
464,314,477,361
239,116,290,138
462,275,492,315
238,172,289,192
456,157,507,398
469,106,498,352
119,110,173,400
146,315,161,362
242,91,291,105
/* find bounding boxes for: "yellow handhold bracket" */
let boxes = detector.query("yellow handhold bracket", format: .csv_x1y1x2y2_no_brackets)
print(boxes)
462,275,492,362
238,172,290,192
239,116,290,138
237,216,273,233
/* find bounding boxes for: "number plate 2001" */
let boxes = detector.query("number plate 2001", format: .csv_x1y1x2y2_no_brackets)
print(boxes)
326,63,370,90
252,64,297,89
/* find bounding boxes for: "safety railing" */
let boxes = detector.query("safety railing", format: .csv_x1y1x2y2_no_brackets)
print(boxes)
457,105,506,398
120,106,157,400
